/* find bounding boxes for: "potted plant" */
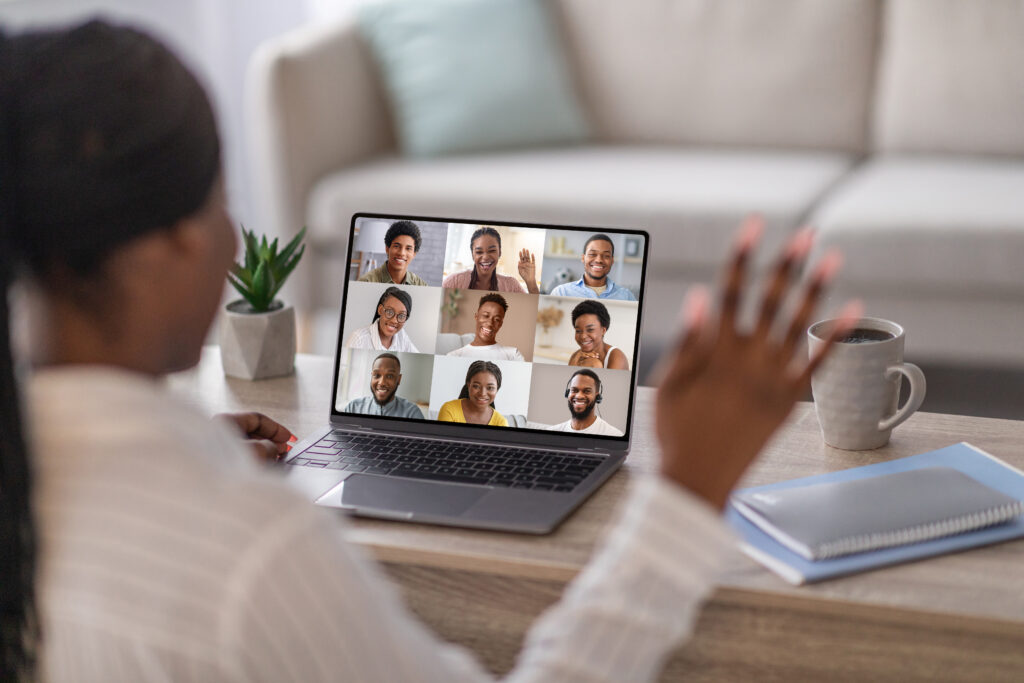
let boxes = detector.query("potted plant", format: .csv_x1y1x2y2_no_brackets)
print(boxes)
221,226,306,379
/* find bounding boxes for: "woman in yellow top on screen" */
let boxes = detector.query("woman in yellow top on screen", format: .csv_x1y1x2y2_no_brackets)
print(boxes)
437,360,509,426
442,226,539,293
568,300,629,370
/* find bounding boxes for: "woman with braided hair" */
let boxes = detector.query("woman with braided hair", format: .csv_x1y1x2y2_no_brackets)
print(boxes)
436,360,509,427
441,226,540,293
0,21,295,679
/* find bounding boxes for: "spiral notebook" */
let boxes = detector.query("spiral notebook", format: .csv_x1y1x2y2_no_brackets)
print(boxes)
731,467,1024,561
726,443,1024,584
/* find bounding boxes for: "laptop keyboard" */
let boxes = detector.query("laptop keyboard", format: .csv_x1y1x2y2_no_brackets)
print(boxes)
288,431,604,493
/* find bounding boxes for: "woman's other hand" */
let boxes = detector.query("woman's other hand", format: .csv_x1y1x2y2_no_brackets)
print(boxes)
217,412,296,463
655,216,861,509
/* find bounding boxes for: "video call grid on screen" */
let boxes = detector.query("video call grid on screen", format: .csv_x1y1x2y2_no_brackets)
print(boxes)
331,213,649,441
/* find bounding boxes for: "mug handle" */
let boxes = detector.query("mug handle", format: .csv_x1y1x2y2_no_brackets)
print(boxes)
878,363,927,431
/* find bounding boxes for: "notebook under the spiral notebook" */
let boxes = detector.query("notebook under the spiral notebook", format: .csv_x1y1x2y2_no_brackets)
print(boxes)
727,443,1024,584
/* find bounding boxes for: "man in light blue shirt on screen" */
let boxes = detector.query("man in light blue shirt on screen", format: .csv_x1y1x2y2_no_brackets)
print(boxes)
343,353,424,419
550,234,637,301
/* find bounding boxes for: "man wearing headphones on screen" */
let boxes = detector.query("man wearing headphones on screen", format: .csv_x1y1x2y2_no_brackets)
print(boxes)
548,369,624,436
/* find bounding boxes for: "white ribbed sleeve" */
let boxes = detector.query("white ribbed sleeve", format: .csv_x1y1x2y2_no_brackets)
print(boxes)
30,367,734,682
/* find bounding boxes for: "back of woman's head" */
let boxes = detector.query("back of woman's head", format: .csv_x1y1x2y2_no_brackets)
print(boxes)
3,19,220,278
0,20,221,678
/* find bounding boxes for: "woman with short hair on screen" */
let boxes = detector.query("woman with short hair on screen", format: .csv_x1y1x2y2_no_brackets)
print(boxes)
436,360,509,427
346,285,419,352
568,300,629,370
0,18,858,682
442,226,539,293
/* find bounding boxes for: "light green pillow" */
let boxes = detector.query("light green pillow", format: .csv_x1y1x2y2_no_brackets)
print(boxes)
357,0,590,157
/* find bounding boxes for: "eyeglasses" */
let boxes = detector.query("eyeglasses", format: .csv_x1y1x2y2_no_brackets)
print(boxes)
382,307,408,323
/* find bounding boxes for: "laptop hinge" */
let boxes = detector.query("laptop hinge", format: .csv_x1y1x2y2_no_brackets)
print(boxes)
332,423,376,431
576,447,616,458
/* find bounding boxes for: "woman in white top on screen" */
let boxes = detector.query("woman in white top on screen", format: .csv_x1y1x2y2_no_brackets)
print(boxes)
446,293,524,361
0,19,858,682
567,299,629,370
346,285,419,352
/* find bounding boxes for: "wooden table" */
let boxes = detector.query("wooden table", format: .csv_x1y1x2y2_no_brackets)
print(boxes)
168,349,1024,681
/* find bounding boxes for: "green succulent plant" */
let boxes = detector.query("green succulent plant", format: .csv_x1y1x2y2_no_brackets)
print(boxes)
227,226,306,313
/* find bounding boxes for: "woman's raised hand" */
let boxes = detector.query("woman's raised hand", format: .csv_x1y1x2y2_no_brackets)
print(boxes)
655,216,861,508
518,249,539,293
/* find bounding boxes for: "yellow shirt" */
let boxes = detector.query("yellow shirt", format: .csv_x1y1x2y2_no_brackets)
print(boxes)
437,398,508,427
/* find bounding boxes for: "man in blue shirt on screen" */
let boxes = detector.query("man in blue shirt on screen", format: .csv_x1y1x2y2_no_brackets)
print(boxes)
550,234,637,301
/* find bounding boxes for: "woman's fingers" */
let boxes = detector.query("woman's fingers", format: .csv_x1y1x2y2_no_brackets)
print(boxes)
221,412,294,450
795,299,863,387
778,249,842,361
719,215,762,339
754,227,814,341
247,439,282,463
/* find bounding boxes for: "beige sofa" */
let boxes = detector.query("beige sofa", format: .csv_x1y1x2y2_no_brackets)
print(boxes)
248,0,1024,371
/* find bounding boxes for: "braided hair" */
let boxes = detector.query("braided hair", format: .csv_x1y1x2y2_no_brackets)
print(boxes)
467,226,501,291
0,21,220,678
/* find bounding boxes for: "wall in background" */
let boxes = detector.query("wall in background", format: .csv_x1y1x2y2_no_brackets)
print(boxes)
0,0,355,239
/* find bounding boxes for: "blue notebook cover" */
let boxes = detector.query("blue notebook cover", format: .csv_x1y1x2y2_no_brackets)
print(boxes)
725,443,1024,584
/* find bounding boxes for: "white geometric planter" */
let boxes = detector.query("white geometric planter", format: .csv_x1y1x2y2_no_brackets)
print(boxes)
220,300,296,380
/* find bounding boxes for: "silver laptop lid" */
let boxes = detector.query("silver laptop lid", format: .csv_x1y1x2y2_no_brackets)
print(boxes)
327,213,649,454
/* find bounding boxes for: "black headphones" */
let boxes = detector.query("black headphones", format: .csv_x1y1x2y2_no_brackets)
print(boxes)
564,371,603,404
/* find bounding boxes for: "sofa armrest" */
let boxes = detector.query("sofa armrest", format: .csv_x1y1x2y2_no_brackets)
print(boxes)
246,17,395,247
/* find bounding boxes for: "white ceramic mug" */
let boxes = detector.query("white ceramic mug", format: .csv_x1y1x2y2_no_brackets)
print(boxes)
807,317,926,450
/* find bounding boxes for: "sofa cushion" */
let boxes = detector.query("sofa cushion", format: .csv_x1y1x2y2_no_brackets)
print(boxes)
436,333,475,356
874,0,1024,156
554,0,879,153
811,157,1024,294
356,0,588,157
307,146,854,273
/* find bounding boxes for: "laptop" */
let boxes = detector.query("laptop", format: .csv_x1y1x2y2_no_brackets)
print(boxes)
282,213,649,534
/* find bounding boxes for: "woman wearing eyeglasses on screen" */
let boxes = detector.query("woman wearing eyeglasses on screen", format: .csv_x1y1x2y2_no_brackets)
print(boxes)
346,286,419,352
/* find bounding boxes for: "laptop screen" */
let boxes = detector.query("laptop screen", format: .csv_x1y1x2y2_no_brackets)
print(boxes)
330,214,648,443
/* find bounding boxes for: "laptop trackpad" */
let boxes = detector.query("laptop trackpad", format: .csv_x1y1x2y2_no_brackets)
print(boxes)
339,474,487,517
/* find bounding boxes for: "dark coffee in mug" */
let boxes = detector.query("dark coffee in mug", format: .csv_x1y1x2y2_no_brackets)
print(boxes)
837,328,896,344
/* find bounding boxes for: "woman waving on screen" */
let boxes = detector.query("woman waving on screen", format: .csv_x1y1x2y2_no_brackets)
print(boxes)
442,226,539,293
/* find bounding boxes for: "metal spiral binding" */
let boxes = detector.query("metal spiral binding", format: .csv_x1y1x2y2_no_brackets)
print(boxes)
814,501,1024,560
